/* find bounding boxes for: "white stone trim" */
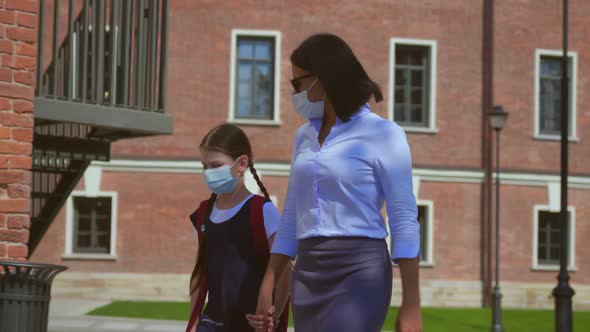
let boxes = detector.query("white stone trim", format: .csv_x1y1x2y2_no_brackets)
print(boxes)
244,169,260,194
93,160,292,176
65,190,118,260
84,166,102,196
412,175,421,197
92,160,590,190
531,205,576,271
533,49,578,141
228,29,282,125
412,168,484,184
269,195,278,206
547,182,561,212
51,272,590,309
389,38,438,132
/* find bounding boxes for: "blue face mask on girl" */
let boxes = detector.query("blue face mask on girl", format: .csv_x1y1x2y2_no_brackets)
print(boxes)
202,158,242,194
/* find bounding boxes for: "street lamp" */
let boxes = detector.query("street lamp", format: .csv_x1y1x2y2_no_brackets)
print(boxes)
488,105,508,332
553,1,575,331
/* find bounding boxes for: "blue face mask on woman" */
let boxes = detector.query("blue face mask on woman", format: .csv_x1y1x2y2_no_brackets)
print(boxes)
202,158,242,194
291,79,325,119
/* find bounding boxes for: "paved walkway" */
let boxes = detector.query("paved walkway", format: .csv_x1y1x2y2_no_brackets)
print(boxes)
49,315,188,332
47,297,390,332
47,298,296,332
49,316,298,332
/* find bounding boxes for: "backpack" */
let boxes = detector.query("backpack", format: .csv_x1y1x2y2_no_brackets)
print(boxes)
186,195,289,332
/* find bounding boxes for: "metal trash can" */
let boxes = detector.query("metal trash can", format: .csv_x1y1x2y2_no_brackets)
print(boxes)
0,261,67,332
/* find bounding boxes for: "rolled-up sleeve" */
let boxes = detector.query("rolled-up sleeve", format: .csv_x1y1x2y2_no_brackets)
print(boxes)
374,123,420,263
270,129,302,258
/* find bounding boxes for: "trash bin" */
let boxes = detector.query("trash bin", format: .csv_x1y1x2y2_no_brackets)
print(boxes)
0,261,67,332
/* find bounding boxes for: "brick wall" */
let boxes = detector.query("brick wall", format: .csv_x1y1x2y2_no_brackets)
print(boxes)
110,0,485,170
0,0,37,260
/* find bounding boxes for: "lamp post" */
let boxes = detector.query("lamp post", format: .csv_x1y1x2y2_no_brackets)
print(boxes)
488,105,508,332
553,1,575,331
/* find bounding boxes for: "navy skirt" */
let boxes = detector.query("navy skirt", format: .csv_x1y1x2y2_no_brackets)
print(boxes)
291,237,393,332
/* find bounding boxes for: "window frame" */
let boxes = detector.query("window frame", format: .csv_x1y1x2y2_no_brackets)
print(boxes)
533,49,578,142
389,38,438,133
228,29,282,126
72,196,113,254
532,205,576,271
65,191,118,260
417,200,435,266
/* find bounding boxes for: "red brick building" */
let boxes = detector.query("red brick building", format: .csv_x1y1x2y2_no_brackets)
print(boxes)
3,0,589,309
0,0,37,261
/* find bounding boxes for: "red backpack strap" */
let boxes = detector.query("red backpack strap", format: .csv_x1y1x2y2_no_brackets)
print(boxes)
190,200,210,236
249,195,269,257
186,200,210,332
186,276,207,332
249,195,290,332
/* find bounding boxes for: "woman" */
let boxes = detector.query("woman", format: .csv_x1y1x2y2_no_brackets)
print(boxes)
248,33,422,332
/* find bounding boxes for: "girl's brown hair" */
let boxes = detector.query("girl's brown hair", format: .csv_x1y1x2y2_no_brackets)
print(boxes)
190,124,269,293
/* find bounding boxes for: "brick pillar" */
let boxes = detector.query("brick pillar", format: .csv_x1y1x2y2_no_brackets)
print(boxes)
0,0,38,260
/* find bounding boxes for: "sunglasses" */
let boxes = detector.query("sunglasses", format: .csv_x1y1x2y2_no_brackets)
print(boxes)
290,73,315,93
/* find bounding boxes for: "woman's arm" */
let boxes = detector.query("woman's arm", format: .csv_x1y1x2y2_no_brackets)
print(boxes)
248,254,291,332
374,122,422,331
397,258,422,332
375,123,420,264
248,129,302,332
267,236,292,320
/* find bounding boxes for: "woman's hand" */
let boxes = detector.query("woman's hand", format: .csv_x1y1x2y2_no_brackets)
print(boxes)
396,302,422,332
396,257,421,332
247,275,275,332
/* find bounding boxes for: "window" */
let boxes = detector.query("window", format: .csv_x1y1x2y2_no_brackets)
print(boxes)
384,200,434,266
390,39,437,132
229,30,281,125
539,57,571,135
534,50,577,140
418,205,428,261
533,206,575,270
417,202,434,265
65,190,118,260
73,197,112,254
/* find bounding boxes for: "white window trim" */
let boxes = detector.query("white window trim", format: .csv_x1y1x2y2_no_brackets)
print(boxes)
64,191,118,260
228,29,282,126
531,205,576,271
417,200,435,266
533,49,578,141
389,38,438,132
386,200,434,267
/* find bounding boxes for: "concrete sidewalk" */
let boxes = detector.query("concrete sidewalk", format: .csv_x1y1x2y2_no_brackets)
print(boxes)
47,297,296,332
47,298,391,332
49,315,187,332
49,316,298,332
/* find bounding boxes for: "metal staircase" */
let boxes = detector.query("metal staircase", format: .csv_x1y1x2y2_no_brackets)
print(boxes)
30,0,172,256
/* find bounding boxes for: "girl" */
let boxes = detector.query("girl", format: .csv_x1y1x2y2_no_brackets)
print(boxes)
249,33,422,332
187,124,291,332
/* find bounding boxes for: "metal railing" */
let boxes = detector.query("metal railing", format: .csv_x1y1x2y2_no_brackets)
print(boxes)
36,0,168,112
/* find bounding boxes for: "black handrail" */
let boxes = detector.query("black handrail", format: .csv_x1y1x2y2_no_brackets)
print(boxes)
36,0,168,112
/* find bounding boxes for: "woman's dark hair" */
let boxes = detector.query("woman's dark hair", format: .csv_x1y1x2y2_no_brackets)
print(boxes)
290,33,383,121
190,124,269,292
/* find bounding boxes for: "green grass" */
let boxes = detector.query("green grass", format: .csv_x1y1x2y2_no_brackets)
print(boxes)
88,301,590,331
88,301,191,321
